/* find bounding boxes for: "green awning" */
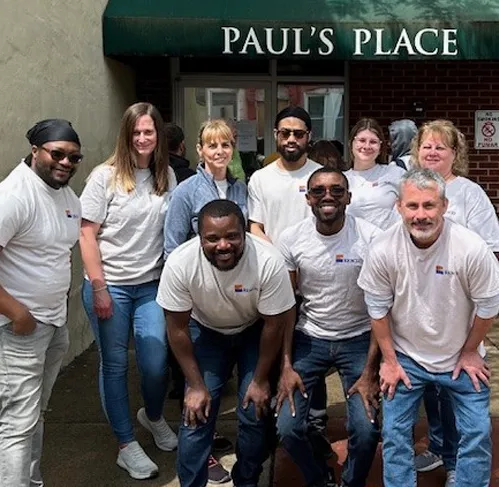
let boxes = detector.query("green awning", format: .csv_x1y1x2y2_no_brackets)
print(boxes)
103,0,499,60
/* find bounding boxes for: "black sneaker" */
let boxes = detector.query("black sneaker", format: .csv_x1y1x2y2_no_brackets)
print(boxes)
212,432,233,453
208,455,231,484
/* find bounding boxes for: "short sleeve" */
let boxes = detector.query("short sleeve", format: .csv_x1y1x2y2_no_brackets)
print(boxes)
257,257,295,316
357,246,394,299
276,231,297,272
467,243,499,301
80,166,110,224
156,259,193,312
465,187,499,252
247,174,264,224
0,193,27,248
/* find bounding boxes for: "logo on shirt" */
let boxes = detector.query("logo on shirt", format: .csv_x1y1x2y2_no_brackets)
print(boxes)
234,284,258,293
435,265,457,276
335,254,362,264
65,209,80,219
298,185,307,193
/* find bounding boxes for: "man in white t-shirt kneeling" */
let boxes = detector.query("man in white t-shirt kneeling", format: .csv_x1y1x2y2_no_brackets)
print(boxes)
276,168,382,487
358,168,499,487
156,199,296,487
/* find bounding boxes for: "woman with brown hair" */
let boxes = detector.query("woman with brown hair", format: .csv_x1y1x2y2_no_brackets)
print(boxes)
344,118,406,230
80,102,178,480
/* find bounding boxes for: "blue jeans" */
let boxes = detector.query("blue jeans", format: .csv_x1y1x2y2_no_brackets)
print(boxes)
82,279,168,444
423,384,459,470
177,320,269,487
383,352,491,487
277,331,380,487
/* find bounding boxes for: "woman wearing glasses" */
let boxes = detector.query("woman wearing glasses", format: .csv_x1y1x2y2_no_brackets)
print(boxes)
79,102,178,480
345,118,406,230
163,118,247,484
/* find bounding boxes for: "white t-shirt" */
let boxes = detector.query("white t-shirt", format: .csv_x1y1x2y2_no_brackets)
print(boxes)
80,164,177,285
0,161,81,327
345,164,406,230
445,176,499,252
215,179,229,199
357,220,499,373
248,158,322,242
156,234,295,335
278,215,381,340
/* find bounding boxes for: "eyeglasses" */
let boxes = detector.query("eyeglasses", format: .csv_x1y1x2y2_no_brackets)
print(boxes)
308,185,347,198
39,146,83,164
353,137,381,147
276,128,309,140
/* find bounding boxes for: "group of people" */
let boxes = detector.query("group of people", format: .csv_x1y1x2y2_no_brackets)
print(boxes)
0,102,498,487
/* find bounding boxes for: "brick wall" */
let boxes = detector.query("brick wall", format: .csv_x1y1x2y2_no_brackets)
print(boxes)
349,60,499,211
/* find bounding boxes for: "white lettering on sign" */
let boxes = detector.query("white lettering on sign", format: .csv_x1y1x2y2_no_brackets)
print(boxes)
475,110,499,150
222,26,459,57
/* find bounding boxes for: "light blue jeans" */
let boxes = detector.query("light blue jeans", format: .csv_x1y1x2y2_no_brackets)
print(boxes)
82,279,168,444
0,322,69,487
383,352,491,487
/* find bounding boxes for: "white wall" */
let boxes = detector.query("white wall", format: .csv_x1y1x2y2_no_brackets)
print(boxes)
0,0,136,364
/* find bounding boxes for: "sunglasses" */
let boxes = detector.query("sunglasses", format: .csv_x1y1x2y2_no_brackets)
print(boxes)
308,185,347,198
276,128,309,140
40,146,83,164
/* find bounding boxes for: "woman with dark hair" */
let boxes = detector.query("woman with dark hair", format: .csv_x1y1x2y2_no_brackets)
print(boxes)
79,102,178,480
345,118,405,230
308,139,347,170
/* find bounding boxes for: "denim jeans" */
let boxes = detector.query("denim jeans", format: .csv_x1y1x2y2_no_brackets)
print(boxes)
383,352,491,487
276,331,380,487
177,319,269,487
0,322,69,487
82,279,168,444
423,383,459,470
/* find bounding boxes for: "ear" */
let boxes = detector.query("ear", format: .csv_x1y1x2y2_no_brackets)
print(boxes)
443,197,449,213
305,192,312,207
273,129,278,142
31,145,38,158
196,143,203,159
345,191,352,205
396,198,402,215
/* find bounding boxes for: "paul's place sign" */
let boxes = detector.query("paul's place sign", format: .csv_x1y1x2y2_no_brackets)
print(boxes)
222,26,458,56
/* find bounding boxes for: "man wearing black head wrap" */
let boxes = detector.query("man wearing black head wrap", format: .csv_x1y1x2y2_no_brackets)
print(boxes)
0,119,82,487
25,118,82,189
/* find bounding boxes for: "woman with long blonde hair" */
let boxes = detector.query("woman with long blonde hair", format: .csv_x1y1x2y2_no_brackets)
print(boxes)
79,102,178,480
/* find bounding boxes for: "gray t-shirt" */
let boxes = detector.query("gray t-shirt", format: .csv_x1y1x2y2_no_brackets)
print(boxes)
80,164,177,285
278,215,381,340
157,234,295,335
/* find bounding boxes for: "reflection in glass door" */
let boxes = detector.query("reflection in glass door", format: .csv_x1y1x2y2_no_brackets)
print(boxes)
183,86,267,183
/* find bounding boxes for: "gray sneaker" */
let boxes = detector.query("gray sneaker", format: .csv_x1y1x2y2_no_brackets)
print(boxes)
137,407,178,451
414,449,443,472
445,470,456,487
116,441,159,479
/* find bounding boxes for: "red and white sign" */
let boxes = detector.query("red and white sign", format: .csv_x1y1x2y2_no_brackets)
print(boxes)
475,111,499,149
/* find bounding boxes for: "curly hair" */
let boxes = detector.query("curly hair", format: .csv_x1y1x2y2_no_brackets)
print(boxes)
410,119,468,177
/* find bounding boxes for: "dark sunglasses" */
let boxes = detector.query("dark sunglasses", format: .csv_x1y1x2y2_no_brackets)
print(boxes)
40,146,83,164
276,128,309,140
308,185,347,198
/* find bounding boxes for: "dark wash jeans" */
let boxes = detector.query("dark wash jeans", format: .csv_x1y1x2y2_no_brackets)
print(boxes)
277,330,380,487
176,319,270,487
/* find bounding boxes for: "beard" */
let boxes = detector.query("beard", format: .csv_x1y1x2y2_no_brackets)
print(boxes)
33,161,74,189
407,219,443,246
204,250,244,271
277,143,307,163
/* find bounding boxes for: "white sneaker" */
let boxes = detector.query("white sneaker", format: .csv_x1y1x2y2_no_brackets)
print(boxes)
137,407,178,451
116,441,159,479
445,470,456,487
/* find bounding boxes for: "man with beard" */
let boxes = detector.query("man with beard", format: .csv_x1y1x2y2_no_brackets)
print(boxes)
276,168,382,487
156,199,295,487
0,119,83,487
358,169,499,487
248,106,321,243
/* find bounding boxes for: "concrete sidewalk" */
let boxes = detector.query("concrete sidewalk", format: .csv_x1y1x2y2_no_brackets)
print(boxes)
42,320,499,487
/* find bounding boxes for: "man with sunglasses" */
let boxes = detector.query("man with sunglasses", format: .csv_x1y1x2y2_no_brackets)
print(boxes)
248,106,321,244
276,167,382,487
0,119,83,487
